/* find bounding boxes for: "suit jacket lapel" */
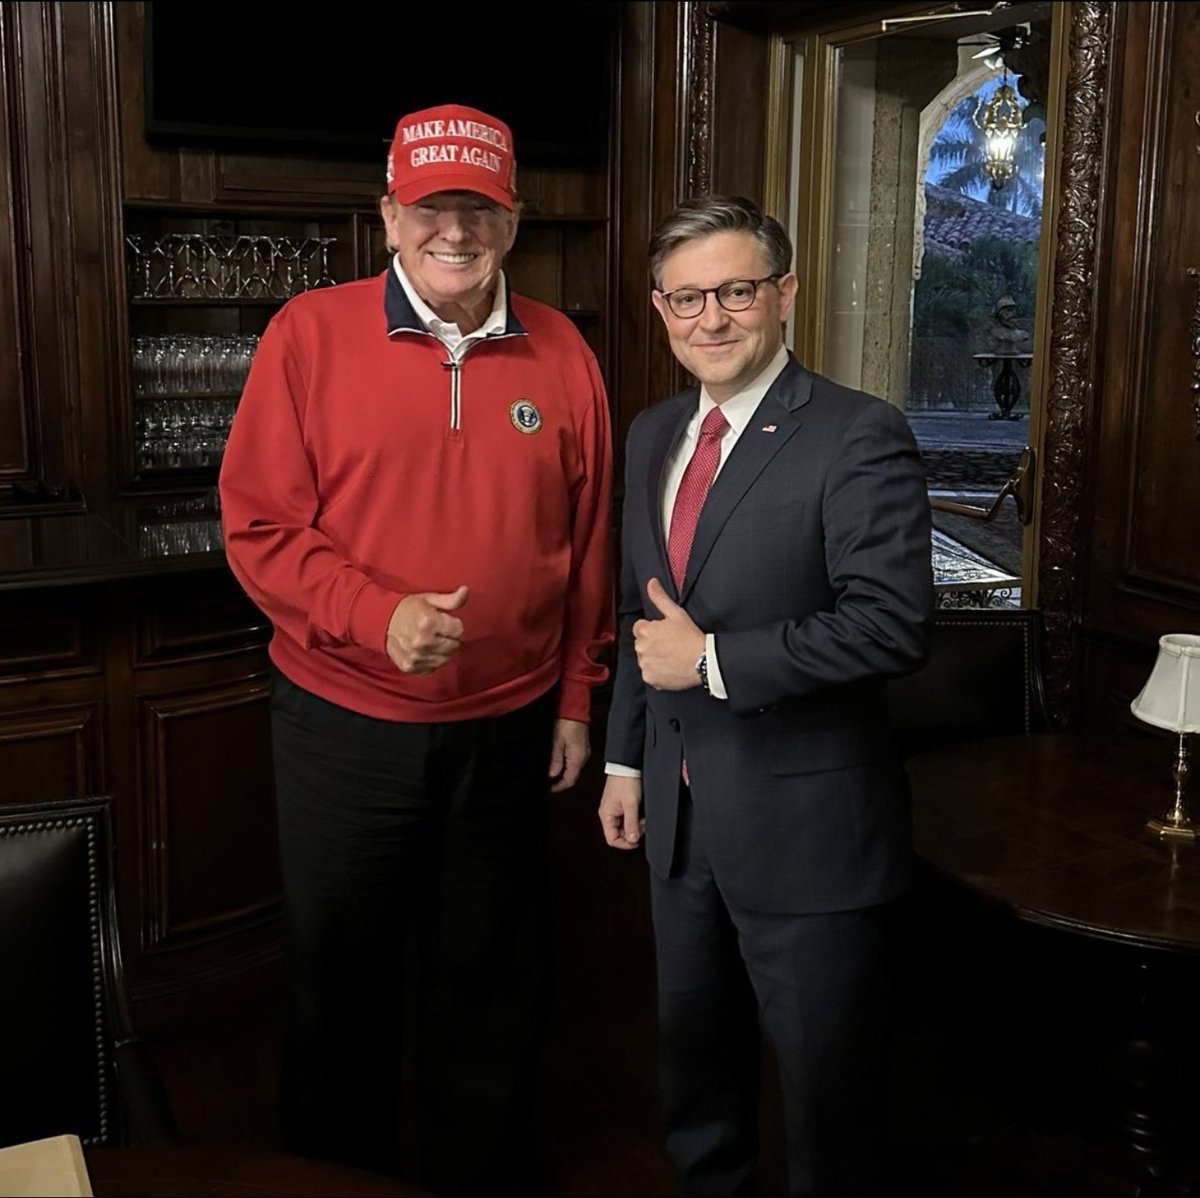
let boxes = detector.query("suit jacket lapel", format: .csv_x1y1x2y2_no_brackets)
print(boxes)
680,360,814,604
645,395,695,598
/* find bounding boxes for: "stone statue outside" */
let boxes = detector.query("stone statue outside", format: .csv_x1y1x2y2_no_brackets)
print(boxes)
984,295,1033,354
975,295,1033,419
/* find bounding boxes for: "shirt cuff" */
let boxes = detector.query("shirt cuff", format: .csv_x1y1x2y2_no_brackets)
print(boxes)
347,581,407,654
557,677,593,724
605,762,643,778
706,632,729,701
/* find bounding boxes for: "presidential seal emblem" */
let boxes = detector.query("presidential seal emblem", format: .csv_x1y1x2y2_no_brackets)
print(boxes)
510,399,543,434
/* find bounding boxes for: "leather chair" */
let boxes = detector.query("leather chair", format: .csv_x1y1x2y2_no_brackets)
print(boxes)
888,607,1049,758
0,796,177,1150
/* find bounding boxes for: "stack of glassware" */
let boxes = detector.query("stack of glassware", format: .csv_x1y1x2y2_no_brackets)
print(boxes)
126,233,336,300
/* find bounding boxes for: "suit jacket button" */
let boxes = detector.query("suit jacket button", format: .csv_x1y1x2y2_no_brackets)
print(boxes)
669,718,681,732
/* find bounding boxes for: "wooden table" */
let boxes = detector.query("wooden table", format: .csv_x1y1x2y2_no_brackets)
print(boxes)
85,1146,428,1197
910,733,1200,952
907,733,1200,1191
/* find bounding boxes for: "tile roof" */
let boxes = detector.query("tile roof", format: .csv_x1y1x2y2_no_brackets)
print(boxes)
924,183,1041,258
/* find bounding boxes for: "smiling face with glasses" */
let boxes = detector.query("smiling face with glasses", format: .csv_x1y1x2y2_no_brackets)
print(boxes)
658,275,784,319
652,231,798,403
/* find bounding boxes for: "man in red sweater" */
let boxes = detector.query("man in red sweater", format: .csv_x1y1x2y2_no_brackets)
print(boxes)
219,103,613,1193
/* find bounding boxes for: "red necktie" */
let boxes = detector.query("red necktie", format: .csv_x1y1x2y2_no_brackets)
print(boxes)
668,406,729,592
666,406,727,788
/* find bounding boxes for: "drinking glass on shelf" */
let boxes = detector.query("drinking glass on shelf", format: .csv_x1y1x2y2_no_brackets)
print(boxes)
132,336,153,395
172,235,206,299
313,238,337,288
128,231,337,300
236,335,259,390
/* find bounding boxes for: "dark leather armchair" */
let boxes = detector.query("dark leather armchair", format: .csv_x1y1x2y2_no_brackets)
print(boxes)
888,608,1049,757
0,796,177,1150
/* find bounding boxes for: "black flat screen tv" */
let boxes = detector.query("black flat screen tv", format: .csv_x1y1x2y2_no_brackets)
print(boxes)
144,2,615,165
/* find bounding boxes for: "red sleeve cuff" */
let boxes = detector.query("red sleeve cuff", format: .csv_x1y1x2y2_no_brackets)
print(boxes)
556,678,593,723
347,581,406,654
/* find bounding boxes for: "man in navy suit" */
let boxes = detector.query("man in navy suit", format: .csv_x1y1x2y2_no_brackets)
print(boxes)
600,195,933,1196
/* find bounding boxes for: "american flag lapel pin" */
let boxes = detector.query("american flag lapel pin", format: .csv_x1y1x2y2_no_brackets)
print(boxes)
761,424,778,433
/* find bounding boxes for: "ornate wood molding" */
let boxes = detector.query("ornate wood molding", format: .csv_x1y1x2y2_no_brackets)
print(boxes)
1036,1,1114,727
1189,267,1200,439
682,3,716,196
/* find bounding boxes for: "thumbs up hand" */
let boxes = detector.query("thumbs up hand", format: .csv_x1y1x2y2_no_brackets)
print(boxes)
632,578,706,691
386,585,469,675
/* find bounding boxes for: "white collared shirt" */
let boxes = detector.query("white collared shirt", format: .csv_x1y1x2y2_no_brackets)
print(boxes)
606,345,789,778
391,256,508,356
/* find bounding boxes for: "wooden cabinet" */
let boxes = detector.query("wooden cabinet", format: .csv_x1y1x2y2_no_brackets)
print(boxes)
0,570,276,1030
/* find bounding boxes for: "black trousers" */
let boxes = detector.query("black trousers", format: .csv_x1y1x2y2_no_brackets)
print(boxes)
270,670,556,1194
652,788,893,1198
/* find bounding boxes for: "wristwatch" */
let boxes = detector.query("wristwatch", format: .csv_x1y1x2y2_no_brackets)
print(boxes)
695,651,711,695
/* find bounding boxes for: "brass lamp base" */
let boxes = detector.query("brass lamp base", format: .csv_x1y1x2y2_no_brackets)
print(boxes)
1147,815,1198,841
1145,732,1195,842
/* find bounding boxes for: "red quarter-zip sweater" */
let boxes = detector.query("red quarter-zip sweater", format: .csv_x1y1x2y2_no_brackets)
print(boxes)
220,269,614,723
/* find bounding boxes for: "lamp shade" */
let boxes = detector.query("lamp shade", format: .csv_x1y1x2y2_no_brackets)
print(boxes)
1130,633,1200,733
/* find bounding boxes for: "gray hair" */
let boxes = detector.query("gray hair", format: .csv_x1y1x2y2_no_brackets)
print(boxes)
648,195,793,288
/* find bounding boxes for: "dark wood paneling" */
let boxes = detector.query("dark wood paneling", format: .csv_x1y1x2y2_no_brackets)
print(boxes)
215,154,382,208
0,1,78,497
138,674,279,951
0,702,102,801
614,1,690,475
134,574,269,666
1082,1,1200,728
1079,635,1161,736
58,1,125,503
0,4,31,481
1118,4,1200,598
711,21,769,199
0,590,98,678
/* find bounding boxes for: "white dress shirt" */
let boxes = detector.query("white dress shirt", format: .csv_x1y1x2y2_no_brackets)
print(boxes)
392,256,509,352
606,345,789,778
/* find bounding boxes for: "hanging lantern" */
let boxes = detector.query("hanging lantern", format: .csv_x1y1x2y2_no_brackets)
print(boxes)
973,77,1025,191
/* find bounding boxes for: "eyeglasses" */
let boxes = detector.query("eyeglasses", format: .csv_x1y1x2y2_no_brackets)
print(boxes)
657,275,784,319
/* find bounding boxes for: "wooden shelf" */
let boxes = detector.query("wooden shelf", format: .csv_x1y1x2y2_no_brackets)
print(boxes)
130,297,288,308
520,213,609,224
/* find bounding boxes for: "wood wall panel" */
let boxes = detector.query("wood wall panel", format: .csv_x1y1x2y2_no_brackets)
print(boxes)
134,573,269,666
138,674,279,951
0,702,102,802
613,1,689,477
710,20,769,199
1083,1,1200,726
1119,3,1200,598
1079,636,1166,736
0,4,31,481
0,0,84,496
0,590,97,678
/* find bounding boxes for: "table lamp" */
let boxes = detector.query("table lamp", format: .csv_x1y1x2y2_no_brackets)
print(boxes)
1130,633,1200,841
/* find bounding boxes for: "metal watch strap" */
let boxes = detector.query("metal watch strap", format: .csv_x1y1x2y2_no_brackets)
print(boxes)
695,651,710,695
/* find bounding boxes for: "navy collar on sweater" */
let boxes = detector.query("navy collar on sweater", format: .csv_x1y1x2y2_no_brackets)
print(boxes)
383,267,528,338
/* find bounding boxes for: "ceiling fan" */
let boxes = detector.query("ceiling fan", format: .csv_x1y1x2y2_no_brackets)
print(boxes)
964,24,1034,69
880,2,1014,32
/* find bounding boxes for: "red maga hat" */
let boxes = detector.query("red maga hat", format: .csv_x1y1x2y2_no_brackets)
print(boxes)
386,103,516,211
